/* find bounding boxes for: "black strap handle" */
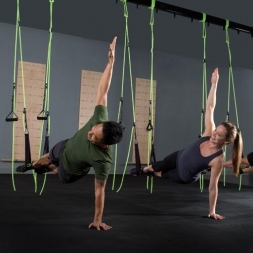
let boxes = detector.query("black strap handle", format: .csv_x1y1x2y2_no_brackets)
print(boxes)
146,120,153,131
6,84,18,122
6,111,18,122
37,110,49,120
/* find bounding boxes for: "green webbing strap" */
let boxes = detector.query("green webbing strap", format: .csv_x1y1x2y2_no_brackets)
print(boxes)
18,32,26,119
38,116,50,195
44,0,54,115
12,0,28,190
199,13,207,192
116,126,135,192
13,3,19,92
5,2,20,123
17,7,29,159
10,0,22,191
145,0,156,193
225,21,240,129
223,20,231,186
112,0,127,190
224,20,242,190
148,0,155,140
200,13,207,137
18,3,34,186
116,0,136,192
38,0,54,195
112,0,128,190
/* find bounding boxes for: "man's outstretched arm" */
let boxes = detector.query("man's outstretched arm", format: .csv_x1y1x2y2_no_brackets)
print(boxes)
96,37,117,107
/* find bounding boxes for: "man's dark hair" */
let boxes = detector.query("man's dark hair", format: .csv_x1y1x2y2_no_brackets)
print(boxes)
102,121,123,145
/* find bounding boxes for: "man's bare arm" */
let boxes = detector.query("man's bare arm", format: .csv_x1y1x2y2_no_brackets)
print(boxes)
96,37,117,106
88,178,112,230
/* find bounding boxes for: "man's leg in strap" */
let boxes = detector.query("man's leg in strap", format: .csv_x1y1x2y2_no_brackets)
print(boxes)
16,140,67,174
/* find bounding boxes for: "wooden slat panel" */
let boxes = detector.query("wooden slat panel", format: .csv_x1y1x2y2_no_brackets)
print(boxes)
79,70,102,129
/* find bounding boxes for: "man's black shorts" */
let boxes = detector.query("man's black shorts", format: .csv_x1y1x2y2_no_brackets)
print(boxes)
49,139,89,183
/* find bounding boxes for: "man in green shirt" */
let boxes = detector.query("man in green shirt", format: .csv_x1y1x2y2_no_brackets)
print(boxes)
16,37,123,231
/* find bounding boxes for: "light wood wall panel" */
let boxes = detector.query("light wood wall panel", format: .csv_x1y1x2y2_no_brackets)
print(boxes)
79,70,102,129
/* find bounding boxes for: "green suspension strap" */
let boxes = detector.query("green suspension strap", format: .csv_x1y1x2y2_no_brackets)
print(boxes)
224,20,242,190
17,0,32,189
5,11,19,122
223,20,231,187
199,13,207,192
145,0,156,193
112,0,128,190
37,0,54,195
6,0,23,191
199,13,207,138
116,0,136,192
17,0,32,184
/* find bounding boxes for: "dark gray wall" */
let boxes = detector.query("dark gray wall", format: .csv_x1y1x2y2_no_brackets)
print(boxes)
1,0,253,71
0,19,253,187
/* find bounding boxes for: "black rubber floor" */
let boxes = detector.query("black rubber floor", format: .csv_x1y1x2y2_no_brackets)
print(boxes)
1,174,253,253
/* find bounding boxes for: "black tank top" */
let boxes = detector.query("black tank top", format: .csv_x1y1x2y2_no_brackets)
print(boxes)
177,136,223,183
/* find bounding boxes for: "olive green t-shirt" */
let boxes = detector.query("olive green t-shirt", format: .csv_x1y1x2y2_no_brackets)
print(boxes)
62,105,112,180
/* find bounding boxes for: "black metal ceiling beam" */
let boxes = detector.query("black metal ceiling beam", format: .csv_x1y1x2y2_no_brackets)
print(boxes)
125,0,253,36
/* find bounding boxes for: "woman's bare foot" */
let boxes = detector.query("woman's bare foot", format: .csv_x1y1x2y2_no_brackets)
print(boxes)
143,165,154,173
143,165,162,177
